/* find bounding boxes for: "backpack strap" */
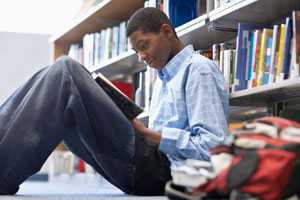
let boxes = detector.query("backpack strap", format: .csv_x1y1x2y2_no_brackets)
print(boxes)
278,144,300,198
227,150,259,191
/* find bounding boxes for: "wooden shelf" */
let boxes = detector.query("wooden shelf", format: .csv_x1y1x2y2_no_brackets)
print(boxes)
230,78,300,107
177,13,236,50
51,0,144,44
89,50,146,79
209,0,300,23
51,0,145,77
178,0,300,50
51,0,144,60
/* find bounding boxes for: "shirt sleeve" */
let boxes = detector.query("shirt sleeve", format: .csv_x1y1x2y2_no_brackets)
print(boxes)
159,61,229,161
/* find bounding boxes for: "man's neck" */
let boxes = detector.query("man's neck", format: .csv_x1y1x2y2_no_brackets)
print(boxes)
167,40,185,63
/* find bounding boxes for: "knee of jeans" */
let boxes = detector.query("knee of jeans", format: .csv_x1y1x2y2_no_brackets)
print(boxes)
54,55,84,75
56,56,77,68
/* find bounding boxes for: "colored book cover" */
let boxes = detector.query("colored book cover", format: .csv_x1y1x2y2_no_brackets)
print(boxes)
294,11,300,65
269,25,279,84
197,0,207,16
262,37,273,85
246,31,254,85
251,29,262,87
169,0,198,27
257,28,273,86
282,17,292,80
276,24,286,82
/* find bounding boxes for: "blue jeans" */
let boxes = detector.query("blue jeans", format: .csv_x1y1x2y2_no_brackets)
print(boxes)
0,56,136,194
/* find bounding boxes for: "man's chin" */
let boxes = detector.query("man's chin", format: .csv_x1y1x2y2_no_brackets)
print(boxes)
148,63,155,68
148,63,162,69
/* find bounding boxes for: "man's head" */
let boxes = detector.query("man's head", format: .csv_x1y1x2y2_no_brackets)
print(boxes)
127,7,182,70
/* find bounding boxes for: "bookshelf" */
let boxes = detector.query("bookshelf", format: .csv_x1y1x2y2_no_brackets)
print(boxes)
52,0,300,109
231,78,300,107
179,0,299,50
177,0,300,113
49,0,300,179
89,50,146,79
52,0,299,80
51,0,144,59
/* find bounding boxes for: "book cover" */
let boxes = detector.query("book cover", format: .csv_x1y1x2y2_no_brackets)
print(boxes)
94,32,101,66
214,0,220,9
282,17,292,80
119,22,127,54
251,29,262,87
197,0,207,16
290,11,300,78
234,28,248,91
92,73,143,120
163,0,170,16
111,26,120,58
294,11,300,65
269,25,279,84
206,0,215,13
257,28,272,86
246,31,254,86
169,0,198,27
289,36,299,78
111,80,134,100
223,49,235,92
104,27,113,60
262,37,273,85
275,24,286,82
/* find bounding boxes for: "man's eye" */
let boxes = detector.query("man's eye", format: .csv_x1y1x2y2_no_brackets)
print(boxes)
139,43,148,51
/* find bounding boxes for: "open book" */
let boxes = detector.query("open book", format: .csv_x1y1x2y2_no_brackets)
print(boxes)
92,72,143,120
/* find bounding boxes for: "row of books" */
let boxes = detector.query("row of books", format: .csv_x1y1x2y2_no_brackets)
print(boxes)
68,21,130,69
234,11,300,91
134,67,157,114
199,11,299,93
68,0,237,71
145,0,234,27
215,48,236,93
197,41,236,92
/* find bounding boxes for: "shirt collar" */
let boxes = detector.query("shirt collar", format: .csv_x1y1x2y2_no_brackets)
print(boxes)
158,45,195,81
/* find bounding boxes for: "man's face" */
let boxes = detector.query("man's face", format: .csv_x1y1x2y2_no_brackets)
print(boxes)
129,28,171,70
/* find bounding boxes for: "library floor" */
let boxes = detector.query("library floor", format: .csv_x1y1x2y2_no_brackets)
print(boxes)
0,175,167,200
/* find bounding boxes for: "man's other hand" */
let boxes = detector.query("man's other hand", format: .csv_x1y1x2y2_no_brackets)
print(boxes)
131,118,161,144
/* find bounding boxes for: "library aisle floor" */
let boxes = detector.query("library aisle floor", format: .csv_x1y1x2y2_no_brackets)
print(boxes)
0,175,167,200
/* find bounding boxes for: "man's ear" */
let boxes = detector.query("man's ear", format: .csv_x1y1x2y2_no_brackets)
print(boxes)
161,24,174,39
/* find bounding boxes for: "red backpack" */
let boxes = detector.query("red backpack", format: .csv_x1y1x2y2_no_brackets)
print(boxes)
166,117,300,200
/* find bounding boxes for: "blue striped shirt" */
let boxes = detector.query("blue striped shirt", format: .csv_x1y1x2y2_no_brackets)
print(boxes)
148,45,229,168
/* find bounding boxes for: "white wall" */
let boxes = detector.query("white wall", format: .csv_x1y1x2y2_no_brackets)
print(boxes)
0,0,83,35
0,32,51,104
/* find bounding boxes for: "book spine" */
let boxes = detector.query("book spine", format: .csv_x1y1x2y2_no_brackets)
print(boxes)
257,29,268,86
269,25,279,84
275,24,286,82
282,17,292,80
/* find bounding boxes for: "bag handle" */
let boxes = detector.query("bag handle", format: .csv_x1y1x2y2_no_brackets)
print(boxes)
227,150,259,191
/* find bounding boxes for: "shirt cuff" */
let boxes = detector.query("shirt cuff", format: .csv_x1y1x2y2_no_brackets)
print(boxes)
159,127,188,156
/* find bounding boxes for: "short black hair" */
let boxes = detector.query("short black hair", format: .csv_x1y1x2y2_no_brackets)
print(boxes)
126,7,177,38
